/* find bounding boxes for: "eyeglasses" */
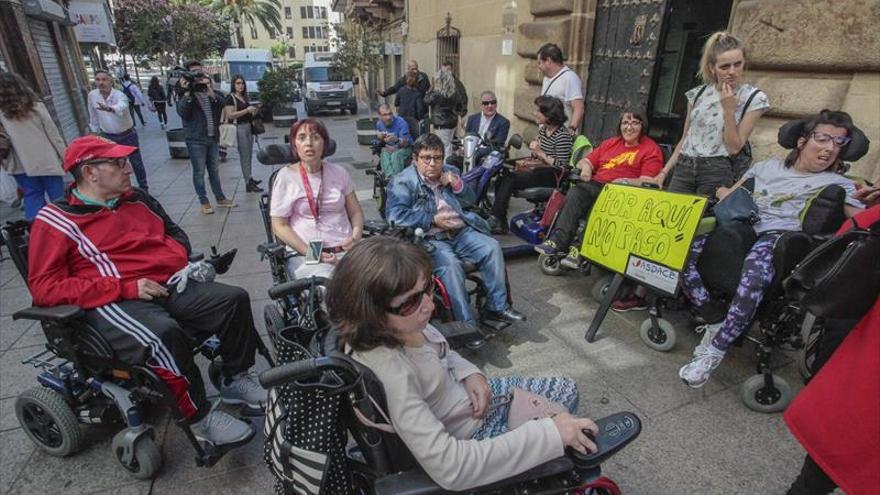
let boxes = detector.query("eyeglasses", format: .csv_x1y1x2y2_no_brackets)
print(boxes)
387,279,434,316
481,100,497,106
810,132,851,147
418,154,444,164
621,121,643,128
84,157,128,169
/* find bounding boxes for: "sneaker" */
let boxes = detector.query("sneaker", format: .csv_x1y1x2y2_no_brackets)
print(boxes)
160,123,166,130
219,371,267,408
560,246,582,270
190,407,255,447
534,239,560,256
678,345,725,388
245,179,264,193
487,216,507,235
200,204,214,215
693,322,723,357
216,199,237,208
611,293,648,312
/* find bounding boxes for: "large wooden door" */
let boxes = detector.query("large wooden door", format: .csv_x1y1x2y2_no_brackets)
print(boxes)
583,0,668,142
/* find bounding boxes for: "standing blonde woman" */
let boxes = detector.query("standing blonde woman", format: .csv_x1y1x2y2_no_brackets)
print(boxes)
0,72,66,220
651,32,769,196
424,67,466,157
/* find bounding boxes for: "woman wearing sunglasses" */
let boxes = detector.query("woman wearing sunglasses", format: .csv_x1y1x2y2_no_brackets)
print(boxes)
678,110,868,389
326,236,599,491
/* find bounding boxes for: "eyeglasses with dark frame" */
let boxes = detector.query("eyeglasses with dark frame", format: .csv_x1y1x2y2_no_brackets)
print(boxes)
387,279,435,316
417,154,444,164
83,157,129,169
810,132,851,148
481,100,497,106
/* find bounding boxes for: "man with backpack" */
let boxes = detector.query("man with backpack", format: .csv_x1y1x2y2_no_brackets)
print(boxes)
121,74,147,127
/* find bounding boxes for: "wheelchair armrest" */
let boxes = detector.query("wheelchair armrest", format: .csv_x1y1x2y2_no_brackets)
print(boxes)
366,169,377,176
373,458,576,495
14,305,84,322
189,253,205,262
267,276,329,300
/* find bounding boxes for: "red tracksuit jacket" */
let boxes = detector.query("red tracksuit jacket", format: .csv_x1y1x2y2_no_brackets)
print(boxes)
28,188,191,309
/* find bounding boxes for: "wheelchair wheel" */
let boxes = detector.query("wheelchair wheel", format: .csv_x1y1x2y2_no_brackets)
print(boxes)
538,254,563,276
15,386,83,457
591,275,614,303
639,318,677,352
113,430,162,479
741,374,792,413
264,303,286,348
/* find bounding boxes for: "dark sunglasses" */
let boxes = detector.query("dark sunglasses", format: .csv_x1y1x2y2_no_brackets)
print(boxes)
481,100,497,106
387,279,435,316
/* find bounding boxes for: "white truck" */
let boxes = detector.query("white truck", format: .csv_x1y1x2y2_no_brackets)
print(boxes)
218,48,273,102
302,52,357,116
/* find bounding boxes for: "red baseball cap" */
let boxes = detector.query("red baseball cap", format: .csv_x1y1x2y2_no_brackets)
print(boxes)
63,135,137,172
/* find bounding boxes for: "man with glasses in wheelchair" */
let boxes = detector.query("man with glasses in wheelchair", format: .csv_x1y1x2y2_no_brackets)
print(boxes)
385,133,525,327
27,135,266,448
374,103,414,178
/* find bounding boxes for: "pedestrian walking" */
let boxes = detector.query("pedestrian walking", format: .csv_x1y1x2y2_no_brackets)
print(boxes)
88,69,149,191
0,72,66,220
177,60,235,214
121,73,147,127
223,75,263,192
147,76,168,129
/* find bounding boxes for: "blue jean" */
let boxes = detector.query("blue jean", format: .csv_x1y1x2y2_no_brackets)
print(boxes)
185,140,227,204
13,174,64,220
428,226,508,325
102,130,148,189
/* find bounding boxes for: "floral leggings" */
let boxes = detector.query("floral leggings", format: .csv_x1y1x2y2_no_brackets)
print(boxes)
471,376,578,440
680,233,781,352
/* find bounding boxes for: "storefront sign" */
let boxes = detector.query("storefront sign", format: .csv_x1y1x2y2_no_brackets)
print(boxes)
69,0,115,44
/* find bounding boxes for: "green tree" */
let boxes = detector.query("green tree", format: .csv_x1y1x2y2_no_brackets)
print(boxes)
330,18,383,113
114,0,171,59
169,2,231,62
209,0,283,49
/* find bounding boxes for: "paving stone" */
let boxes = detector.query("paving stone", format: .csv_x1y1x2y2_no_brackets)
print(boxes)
0,316,34,352
0,346,43,399
0,287,31,318
0,429,35,493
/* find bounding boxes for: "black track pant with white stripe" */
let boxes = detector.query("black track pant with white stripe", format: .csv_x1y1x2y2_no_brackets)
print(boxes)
82,280,258,421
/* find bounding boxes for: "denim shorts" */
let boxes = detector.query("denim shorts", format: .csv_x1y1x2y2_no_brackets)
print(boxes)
667,155,734,197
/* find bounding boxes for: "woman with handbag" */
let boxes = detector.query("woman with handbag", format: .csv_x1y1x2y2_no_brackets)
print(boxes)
0,72,66,221
489,96,574,234
677,110,868,388
224,75,263,193
535,110,663,269
648,32,769,196
147,76,168,130
326,235,599,492
270,118,363,279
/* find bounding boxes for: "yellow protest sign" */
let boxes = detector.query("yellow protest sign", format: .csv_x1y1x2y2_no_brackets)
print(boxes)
579,184,707,274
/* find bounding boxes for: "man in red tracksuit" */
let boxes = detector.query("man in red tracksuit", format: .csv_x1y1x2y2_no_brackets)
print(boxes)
28,135,263,448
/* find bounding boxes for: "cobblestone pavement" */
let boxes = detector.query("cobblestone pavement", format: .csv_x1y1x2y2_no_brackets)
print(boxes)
0,104,814,494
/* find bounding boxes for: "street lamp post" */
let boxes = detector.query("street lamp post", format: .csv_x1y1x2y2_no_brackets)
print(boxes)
231,19,241,48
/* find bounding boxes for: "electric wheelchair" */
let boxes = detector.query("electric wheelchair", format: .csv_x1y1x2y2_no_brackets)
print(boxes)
365,116,421,219
258,321,642,495
255,140,496,352
0,220,274,479
637,117,871,413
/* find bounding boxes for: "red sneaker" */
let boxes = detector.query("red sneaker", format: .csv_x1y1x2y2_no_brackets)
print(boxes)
611,294,648,312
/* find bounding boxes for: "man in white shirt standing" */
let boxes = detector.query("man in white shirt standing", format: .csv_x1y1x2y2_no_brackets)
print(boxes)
537,43,584,133
87,69,149,191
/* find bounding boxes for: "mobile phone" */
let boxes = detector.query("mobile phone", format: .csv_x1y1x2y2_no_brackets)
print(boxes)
304,240,323,264
641,182,660,190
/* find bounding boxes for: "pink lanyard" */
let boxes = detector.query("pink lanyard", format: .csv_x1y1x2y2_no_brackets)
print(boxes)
298,164,323,220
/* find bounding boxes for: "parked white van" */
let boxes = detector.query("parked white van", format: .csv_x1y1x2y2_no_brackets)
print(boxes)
219,49,273,102
302,52,357,116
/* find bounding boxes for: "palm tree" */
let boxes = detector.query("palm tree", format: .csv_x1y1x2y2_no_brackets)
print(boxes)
209,0,283,49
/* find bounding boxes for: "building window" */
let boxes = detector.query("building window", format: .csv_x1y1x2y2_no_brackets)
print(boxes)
436,14,461,78
302,26,308,38
284,6,291,19
250,26,258,39
308,26,316,39
300,6,307,18
289,46,296,58
318,7,326,18
268,28,276,39
286,27,293,37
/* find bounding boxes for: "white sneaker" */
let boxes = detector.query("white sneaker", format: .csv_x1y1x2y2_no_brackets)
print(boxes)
191,407,254,447
679,345,725,388
693,322,723,357
219,371,267,408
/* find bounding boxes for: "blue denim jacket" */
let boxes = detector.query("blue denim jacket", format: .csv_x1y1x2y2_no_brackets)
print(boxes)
176,92,222,143
386,164,490,234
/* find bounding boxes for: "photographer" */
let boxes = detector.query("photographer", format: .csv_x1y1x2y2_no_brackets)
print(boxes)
176,61,235,215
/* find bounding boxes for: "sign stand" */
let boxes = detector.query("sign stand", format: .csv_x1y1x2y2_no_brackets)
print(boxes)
585,273,625,342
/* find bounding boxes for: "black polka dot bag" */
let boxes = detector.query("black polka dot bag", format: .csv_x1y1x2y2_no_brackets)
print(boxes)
264,326,353,495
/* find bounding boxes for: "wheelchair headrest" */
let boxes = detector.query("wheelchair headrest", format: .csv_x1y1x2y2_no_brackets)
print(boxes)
257,139,337,165
800,184,847,236
778,118,870,162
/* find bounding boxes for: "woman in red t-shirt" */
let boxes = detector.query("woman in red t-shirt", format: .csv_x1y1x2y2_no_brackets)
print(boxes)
535,110,662,268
